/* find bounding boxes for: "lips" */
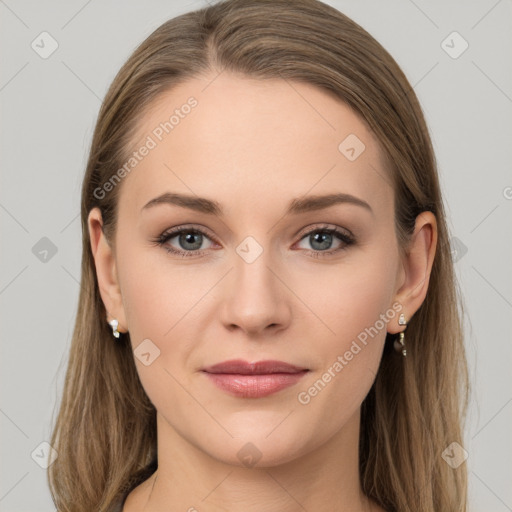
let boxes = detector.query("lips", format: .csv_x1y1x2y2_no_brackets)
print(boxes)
201,359,309,398
202,359,307,375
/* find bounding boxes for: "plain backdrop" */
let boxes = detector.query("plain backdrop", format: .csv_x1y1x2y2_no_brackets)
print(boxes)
1,1,511,510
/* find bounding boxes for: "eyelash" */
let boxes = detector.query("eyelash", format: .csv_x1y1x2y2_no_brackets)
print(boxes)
152,224,356,259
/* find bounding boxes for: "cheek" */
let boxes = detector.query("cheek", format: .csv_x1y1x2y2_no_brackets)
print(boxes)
294,247,397,411
116,247,202,411
117,243,198,340
302,248,397,351
116,243,214,389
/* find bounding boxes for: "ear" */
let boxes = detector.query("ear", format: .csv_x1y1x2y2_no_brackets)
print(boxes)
88,207,128,334
389,211,437,334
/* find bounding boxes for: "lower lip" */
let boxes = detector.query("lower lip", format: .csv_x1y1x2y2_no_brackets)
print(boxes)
203,371,308,398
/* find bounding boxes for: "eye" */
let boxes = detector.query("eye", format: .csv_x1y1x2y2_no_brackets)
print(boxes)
294,225,355,257
154,225,217,258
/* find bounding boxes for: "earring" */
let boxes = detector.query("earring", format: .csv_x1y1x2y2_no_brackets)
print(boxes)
394,313,407,357
109,318,120,339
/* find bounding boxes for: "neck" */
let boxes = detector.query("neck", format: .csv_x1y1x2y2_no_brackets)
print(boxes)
138,409,382,512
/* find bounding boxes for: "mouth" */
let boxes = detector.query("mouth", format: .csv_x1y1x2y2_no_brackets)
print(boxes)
201,359,309,398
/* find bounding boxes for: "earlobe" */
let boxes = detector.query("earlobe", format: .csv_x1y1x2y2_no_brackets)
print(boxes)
390,211,437,333
87,207,128,334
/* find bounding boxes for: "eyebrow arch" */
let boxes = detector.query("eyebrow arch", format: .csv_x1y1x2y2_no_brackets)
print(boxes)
142,192,373,216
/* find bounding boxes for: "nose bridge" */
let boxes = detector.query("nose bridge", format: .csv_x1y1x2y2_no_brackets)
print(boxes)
233,236,280,305
221,234,290,333
235,242,275,295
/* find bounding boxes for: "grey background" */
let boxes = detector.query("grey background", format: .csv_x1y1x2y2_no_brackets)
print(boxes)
1,0,511,510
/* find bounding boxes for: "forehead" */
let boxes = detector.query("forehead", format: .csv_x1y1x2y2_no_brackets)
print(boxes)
118,71,393,219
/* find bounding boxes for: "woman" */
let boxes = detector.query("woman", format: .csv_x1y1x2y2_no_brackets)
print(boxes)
48,0,469,510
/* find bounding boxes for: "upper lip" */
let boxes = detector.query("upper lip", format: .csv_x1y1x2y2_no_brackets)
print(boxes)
202,359,308,375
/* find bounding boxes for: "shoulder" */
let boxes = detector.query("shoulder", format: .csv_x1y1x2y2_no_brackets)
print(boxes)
119,477,154,512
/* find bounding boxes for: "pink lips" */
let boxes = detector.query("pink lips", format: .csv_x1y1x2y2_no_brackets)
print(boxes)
201,359,309,398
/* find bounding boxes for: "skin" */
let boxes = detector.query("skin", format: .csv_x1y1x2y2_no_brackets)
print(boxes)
88,71,437,512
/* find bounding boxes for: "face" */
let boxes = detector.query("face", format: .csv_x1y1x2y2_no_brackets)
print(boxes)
96,72,407,467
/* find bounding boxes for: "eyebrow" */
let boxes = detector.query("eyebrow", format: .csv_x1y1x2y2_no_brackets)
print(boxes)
142,192,373,216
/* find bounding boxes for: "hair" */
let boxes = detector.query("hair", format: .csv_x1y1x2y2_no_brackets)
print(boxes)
48,1,469,511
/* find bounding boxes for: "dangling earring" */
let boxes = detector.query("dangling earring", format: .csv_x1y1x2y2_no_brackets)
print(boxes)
394,313,407,357
109,318,120,339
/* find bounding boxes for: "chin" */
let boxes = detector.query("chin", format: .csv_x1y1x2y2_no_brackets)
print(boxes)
207,431,311,469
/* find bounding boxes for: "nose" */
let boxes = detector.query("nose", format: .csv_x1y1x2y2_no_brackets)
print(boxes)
219,248,292,336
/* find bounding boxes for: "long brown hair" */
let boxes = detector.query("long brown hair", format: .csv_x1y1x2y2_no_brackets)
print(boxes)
48,1,469,510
